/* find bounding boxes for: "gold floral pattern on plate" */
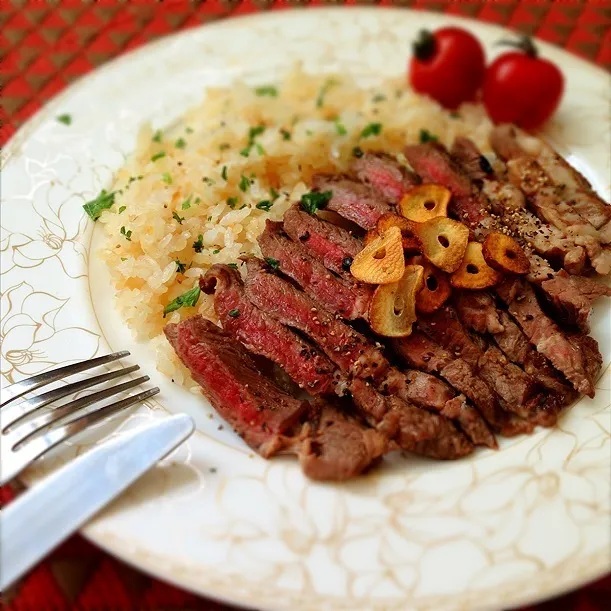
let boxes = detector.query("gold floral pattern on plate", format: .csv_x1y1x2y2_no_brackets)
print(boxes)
1,9,610,611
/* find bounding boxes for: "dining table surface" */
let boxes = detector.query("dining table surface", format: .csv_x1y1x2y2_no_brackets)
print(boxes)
1,1,610,609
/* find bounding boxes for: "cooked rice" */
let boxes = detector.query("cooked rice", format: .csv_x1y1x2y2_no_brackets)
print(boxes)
99,66,494,386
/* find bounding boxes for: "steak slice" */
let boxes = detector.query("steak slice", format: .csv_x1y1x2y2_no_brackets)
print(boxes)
200,264,338,395
394,332,531,437
312,175,392,229
243,257,388,380
418,306,545,422
496,278,599,397
351,152,420,204
283,206,362,276
258,220,371,320
349,378,473,459
298,401,388,481
455,291,578,401
164,316,307,457
380,367,496,448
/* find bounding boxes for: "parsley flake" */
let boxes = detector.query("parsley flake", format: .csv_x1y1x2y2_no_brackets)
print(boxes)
228,263,238,269
83,190,116,221
419,129,439,143
227,196,239,208
212,248,220,254
174,137,187,149
300,191,332,215
152,130,162,143
316,78,339,108
172,211,184,224
238,175,251,192
161,172,172,184
151,152,166,162
219,143,230,151
118,206,126,214
334,120,347,136
360,123,382,138
280,128,291,141
120,226,132,241
221,165,228,181
270,187,280,201
175,260,186,274
265,257,280,270
256,200,273,211
254,85,278,97
56,114,72,125
372,94,386,103
185,126,194,133
163,286,200,317
192,234,204,252
352,146,364,158
202,176,215,185
182,194,193,210
228,309,240,318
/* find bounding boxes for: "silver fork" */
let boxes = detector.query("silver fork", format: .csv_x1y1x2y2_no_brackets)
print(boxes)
0,351,159,485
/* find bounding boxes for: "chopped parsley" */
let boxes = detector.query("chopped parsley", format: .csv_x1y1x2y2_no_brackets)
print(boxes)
202,176,215,185
270,187,280,201
121,257,127,261
305,129,313,136
228,309,240,318
360,122,382,138
334,119,347,136
221,165,228,181
300,191,332,215
151,151,166,162
372,94,387,103
118,206,126,214
254,85,278,97
120,226,132,241
316,77,339,108
185,126,194,133
181,194,193,210
175,260,186,274
419,129,439,143
172,211,184,224
56,113,72,125
152,129,162,143
212,249,220,254
265,257,280,270
219,143,230,151
128,175,143,184
280,128,291,141
228,263,238,269
450,112,461,119
241,125,266,157
352,146,364,158
227,196,239,208
163,286,200,317
192,234,204,252
83,190,116,221
174,137,187,149
238,175,251,192
256,200,273,211
161,172,172,184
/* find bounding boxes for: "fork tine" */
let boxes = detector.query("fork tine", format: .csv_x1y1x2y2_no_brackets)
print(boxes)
0,387,160,485
8,376,152,450
1,351,130,408
1,365,141,432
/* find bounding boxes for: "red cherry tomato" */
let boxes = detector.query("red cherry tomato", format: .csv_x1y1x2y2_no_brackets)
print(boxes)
483,38,564,130
409,27,486,110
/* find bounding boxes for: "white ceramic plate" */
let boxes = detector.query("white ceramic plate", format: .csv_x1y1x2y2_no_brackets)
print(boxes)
2,8,610,611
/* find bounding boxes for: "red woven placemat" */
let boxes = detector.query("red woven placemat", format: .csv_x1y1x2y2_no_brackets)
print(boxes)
1,1,610,609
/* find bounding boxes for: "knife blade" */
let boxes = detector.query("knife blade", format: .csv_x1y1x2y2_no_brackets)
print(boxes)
0,413,194,590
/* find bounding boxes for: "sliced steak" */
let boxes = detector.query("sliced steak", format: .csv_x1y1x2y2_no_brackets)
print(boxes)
200,264,338,395
298,401,388,481
312,175,392,229
418,306,544,422
393,332,532,437
258,220,371,320
496,278,599,397
349,378,473,459
243,257,387,379
351,152,420,204
381,367,496,448
164,316,307,457
283,206,362,276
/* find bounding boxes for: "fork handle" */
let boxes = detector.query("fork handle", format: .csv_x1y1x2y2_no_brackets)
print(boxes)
0,414,194,590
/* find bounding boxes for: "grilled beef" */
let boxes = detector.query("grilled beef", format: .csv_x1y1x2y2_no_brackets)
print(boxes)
491,124,611,238
496,278,599,397
407,141,610,330
348,378,473,458
312,175,392,229
282,206,362,276
298,401,388,481
394,332,531,437
164,316,307,457
243,257,387,379
258,220,371,319
351,152,420,204
455,291,578,402
200,264,338,395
